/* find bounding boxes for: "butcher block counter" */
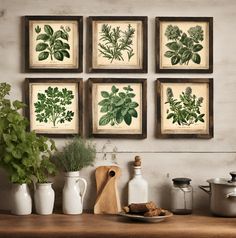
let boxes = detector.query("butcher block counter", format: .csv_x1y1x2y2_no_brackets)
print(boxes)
0,212,236,238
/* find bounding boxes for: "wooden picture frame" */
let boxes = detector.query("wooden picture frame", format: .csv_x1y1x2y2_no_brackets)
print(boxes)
24,16,83,73
156,78,213,138
87,16,148,73
25,78,83,137
88,78,147,138
156,17,213,73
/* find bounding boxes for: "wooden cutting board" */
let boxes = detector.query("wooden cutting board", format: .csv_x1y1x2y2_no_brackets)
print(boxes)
94,166,121,214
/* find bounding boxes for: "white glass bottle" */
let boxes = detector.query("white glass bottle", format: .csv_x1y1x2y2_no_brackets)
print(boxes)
128,156,148,204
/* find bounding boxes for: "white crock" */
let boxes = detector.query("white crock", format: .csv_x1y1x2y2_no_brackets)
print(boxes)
63,171,87,215
11,183,32,215
34,183,55,215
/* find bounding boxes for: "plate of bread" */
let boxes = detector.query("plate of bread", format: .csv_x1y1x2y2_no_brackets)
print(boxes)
119,201,173,222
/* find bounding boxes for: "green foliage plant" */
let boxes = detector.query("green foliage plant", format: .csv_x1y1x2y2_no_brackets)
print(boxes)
0,83,57,184
164,25,204,65
54,137,96,172
34,86,74,127
35,24,71,61
98,24,135,63
165,87,205,126
98,85,139,126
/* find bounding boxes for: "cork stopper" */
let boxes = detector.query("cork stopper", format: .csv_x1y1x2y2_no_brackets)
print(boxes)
134,156,141,166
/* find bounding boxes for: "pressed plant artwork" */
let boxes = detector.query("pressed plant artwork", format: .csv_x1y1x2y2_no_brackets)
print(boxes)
98,24,135,63
88,16,148,72
156,17,213,73
156,78,213,138
164,25,204,66
35,24,71,62
26,78,83,136
165,86,205,126
98,85,139,126
88,78,147,138
24,16,83,72
34,86,74,127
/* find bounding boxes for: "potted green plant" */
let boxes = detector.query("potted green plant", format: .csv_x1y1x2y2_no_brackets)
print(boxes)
54,137,96,214
0,83,56,215
33,149,57,215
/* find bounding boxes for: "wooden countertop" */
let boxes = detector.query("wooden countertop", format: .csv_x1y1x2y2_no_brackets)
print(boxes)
0,212,236,238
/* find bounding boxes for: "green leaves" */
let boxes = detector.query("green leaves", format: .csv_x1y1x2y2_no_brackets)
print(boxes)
0,82,57,184
35,24,70,62
166,42,180,51
98,23,135,63
34,86,75,127
38,51,49,61
44,25,54,35
164,24,204,66
192,53,201,64
36,42,48,51
165,86,205,126
98,85,139,126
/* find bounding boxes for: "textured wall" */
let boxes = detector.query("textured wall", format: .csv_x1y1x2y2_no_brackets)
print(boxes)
0,0,236,213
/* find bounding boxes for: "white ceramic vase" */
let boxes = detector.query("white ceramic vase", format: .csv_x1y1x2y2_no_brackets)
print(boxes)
63,171,87,215
11,183,32,215
34,183,55,215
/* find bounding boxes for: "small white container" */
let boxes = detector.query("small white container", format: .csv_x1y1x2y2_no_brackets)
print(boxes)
63,171,87,215
34,183,55,215
128,156,148,204
11,183,32,215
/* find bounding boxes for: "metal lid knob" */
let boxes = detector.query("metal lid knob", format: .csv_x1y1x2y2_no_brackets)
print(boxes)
228,171,236,183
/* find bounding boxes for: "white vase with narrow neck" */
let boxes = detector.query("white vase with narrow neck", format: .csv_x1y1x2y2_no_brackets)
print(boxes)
63,171,87,215
11,183,32,215
128,166,148,204
34,183,55,215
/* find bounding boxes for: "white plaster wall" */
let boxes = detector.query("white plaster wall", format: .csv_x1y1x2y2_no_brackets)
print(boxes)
0,0,236,213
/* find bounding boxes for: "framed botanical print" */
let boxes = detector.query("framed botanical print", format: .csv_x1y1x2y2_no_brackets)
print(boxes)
25,78,83,137
24,16,83,73
88,78,147,138
87,16,148,73
156,17,213,73
156,78,213,138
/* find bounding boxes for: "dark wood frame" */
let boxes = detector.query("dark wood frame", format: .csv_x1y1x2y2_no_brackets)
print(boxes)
155,17,213,73
87,16,148,73
88,78,147,138
25,78,83,137
24,16,83,73
156,78,213,138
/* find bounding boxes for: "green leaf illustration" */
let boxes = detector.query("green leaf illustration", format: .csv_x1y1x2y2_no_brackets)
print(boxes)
38,51,49,61
164,25,204,66
165,87,205,126
192,53,201,64
44,25,54,36
36,43,48,51
98,85,139,126
34,86,74,127
35,24,71,62
98,24,135,63
54,51,64,61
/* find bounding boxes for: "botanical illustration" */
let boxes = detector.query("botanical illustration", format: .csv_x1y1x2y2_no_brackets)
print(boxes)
98,24,135,63
98,85,139,126
164,25,204,65
34,86,74,127
35,25,71,61
165,87,205,126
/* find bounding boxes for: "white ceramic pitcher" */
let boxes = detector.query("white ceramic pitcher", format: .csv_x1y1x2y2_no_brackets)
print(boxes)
63,171,87,214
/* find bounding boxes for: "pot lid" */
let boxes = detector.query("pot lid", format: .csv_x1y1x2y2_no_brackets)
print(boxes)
207,172,236,186
172,177,191,185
